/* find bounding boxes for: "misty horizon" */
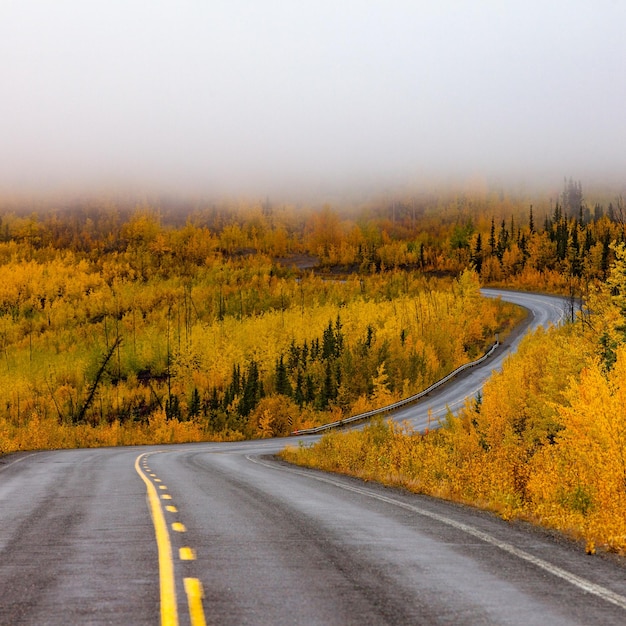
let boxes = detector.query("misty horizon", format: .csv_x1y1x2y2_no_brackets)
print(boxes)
2,1,625,202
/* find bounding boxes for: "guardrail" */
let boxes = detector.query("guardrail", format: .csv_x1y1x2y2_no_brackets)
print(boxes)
290,340,500,436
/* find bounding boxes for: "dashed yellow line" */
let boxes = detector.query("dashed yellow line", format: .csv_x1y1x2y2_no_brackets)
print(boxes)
136,453,207,626
184,578,207,626
179,547,196,561
134,453,178,626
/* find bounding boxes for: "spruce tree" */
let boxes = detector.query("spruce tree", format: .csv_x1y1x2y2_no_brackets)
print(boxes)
489,217,496,255
188,387,201,419
239,361,260,417
275,355,293,397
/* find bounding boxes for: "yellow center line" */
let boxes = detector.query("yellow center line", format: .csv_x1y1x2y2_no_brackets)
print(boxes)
166,505,178,513
184,578,207,626
161,494,172,500
172,522,187,532
179,547,196,561
134,453,178,626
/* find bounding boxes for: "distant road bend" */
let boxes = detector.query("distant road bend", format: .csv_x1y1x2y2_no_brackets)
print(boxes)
3,290,626,625
388,288,571,431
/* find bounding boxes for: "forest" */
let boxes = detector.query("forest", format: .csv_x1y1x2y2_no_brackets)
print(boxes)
3,179,626,554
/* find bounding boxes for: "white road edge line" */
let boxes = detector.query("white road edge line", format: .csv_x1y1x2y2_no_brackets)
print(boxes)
0,452,38,472
247,455,626,611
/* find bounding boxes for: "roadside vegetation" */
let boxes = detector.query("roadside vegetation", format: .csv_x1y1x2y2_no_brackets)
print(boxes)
0,201,521,451
282,241,626,556
3,179,626,555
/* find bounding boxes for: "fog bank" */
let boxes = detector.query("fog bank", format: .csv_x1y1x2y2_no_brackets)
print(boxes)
2,1,625,200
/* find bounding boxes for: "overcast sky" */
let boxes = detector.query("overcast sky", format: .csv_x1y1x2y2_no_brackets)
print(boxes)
1,1,625,199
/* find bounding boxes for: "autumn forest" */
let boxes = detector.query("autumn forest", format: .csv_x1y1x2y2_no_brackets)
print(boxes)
3,179,626,554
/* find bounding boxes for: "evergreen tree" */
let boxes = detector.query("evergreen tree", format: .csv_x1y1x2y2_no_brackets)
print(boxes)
334,315,344,357
310,338,319,361
318,360,336,409
472,233,483,273
231,363,241,395
562,178,583,218
553,202,563,224
165,394,181,420
519,233,529,262
294,370,305,406
188,387,201,419
322,321,335,359
287,340,300,372
239,360,261,417
222,387,233,411
601,234,611,275
608,202,616,222
584,227,594,253
556,220,568,261
496,220,508,260
209,386,219,412
335,361,342,391
489,217,496,255
569,221,581,277
593,203,604,222
275,355,293,397
304,374,316,405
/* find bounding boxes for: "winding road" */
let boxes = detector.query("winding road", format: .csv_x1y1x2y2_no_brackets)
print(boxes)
388,288,572,430
2,290,625,626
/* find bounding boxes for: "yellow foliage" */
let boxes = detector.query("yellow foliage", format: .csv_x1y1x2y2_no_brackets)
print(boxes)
250,395,300,438
371,363,395,407
0,209,521,459
282,312,626,555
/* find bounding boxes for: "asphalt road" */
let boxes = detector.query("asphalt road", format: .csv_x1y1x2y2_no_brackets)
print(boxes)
387,288,572,430
3,289,625,626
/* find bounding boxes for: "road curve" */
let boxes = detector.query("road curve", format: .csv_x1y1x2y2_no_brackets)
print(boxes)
385,289,572,430
3,290,625,626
